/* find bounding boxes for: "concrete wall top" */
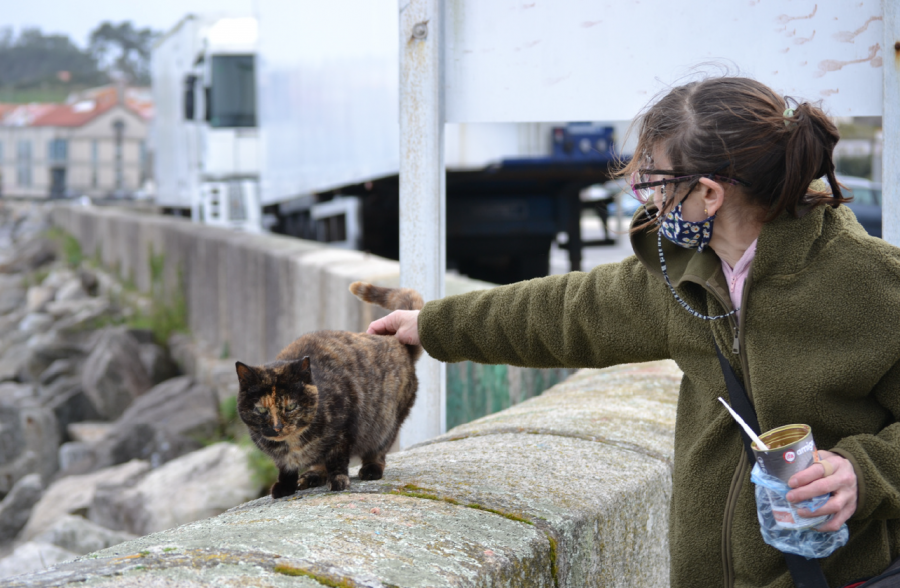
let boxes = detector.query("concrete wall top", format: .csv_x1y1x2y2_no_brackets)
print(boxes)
5,360,681,588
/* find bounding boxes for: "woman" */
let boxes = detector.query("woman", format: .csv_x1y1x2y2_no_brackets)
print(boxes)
369,77,900,588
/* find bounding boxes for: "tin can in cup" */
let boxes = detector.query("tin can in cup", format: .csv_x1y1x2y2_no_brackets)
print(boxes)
751,424,831,530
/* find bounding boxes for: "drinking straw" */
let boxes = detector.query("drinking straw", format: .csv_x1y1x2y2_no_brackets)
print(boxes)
717,397,769,450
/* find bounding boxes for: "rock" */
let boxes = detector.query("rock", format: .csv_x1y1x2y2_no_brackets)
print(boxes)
0,382,35,405
41,378,102,442
38,359,76,387
89,443,257,536
33,515,135,555
21,332,84,384
58,442,94,473
0,343,29,382
52,299,113,332
0,287,25,317
25,286,54,314
0,234,55,274
0,401,58,495
19,460,150,540
139,343,180,385
44,297,107,320
81,329,152,420
54,279,87,303
67,422,114,444
0,542,76,580
41,269,75,291
94,376,220,469
77,269,98,297
0,474,43,542
17,313,54,335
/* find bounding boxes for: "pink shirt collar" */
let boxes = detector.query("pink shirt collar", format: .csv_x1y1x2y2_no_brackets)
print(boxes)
720,239,758,318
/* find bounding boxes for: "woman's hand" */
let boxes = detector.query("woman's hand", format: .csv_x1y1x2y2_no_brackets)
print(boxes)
367,310,421,346
786,450,857,532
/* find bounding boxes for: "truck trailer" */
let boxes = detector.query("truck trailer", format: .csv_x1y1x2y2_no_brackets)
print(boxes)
152,4,626,284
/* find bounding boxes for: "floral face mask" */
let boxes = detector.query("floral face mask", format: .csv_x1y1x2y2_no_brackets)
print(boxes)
658,201,715,252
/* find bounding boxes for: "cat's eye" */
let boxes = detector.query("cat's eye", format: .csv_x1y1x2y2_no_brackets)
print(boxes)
286,402,298,412
254,406,267,415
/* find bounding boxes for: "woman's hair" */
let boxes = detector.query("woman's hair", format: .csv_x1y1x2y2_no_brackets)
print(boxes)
618,76,848,222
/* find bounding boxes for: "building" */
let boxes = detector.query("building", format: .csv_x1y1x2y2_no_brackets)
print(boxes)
0,86,152,199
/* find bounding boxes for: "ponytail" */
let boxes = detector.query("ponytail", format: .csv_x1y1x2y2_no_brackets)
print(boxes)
774,99,848,221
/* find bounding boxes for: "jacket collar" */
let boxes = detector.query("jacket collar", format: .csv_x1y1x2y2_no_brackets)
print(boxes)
630,204,841,294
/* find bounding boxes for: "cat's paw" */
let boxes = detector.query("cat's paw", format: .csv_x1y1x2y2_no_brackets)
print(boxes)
270,481,297,499
359,463,384,481
328,474,350,491
298,470,325,490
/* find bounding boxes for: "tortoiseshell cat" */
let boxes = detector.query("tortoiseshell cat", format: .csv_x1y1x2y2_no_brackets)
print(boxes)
235,282,423,498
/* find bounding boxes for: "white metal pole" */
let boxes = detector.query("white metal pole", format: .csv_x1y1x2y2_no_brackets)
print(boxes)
398,0,446,447
882,0,899,246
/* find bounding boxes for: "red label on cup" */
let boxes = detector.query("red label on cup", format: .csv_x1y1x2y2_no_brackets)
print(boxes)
784,451,796,463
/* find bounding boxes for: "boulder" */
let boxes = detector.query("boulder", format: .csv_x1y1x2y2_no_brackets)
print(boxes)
89,443,257,536
67,422,114,444
0,382,35,405
17,313,54,335
77,269,98,297
94,376,220,469
32,515,135,555
0,542,76,580
54,279,87,303
38,359,77,387
0,474,43,543
0,288,25,316
0,401,58,495
21,332,84,384
0,234,55,274
139,343,180,385
40,378,102,442
19,459,150,540
0,343,28,383
58,442,94,473
25,286,55,314
80,329,152,420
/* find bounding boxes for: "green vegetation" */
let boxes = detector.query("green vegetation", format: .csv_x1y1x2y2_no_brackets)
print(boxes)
127,244,188,345
544,532,559,588
391,484,533,525
273,565,357,587
44,227,83,268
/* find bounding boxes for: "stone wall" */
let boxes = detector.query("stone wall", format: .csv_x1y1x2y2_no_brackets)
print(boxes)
6,360,681,588
48,205,574,427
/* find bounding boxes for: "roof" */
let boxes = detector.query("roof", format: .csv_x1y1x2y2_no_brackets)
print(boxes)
0,85,153,128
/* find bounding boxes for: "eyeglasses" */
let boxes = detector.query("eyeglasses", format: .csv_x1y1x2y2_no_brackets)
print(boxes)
629,169,750,205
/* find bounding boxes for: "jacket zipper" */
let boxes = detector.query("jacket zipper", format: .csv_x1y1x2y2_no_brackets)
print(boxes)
707,276,753,588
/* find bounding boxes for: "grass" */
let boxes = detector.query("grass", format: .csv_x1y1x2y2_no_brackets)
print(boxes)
44,227,83,268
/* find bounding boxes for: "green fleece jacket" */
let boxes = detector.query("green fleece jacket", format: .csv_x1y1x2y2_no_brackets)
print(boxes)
419,204,900,588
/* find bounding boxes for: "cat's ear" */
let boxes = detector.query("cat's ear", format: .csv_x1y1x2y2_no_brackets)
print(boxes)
292,356,312,384
235,362,259,388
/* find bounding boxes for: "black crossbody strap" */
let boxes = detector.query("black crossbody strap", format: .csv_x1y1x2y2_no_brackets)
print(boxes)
714,342,830,588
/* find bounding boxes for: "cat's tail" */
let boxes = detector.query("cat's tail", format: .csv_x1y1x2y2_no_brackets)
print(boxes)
350,281,424,362
349,282,424,312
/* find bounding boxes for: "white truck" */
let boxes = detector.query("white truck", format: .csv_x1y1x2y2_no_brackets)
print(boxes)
152,4,625,283
151,14,261,231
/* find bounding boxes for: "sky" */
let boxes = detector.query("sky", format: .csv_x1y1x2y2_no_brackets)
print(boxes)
3,0,259,47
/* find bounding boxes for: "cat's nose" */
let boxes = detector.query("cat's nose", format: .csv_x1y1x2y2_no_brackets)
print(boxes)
273,422,284,432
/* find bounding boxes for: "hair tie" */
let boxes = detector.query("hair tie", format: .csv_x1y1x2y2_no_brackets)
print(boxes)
783,108,797,129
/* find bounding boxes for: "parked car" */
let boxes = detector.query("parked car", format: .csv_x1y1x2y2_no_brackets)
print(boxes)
838,175,882,238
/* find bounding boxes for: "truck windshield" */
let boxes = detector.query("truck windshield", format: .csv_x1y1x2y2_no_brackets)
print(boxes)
209,55,256,128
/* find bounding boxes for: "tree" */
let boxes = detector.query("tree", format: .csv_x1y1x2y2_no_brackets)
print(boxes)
89,21,159,85
0,27,104,88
